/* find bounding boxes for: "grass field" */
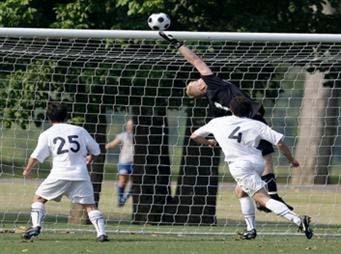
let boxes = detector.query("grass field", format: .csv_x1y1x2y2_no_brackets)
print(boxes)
1,232,341,254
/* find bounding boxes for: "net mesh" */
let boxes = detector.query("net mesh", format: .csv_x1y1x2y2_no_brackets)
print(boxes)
0,32,340,236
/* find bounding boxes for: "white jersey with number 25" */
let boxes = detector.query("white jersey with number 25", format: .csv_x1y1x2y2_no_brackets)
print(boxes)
31,123,100,181
193,115,283,164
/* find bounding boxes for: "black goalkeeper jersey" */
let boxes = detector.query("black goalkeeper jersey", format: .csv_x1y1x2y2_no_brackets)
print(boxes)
202,74,262,117
201,74,273,156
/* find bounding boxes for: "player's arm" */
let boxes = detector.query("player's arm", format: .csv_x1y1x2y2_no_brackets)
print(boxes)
190,122,217,148
159,32,213,76
23,157,39,177
258,123,299,167
178,46,213,76
23,134,49,177
105,137,121,150
190,132,217,148
276,140,299,167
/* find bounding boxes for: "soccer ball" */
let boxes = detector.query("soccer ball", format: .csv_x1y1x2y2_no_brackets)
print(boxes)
147,13,171,31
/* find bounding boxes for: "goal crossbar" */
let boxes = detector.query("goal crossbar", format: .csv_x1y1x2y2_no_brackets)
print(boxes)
0,28,341,42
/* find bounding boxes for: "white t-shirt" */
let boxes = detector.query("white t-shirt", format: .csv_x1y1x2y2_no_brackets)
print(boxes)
193,115,283,164
31,123,100,180
117,132,134,164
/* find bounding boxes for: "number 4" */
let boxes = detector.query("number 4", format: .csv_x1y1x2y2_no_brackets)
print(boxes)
228,126,242,143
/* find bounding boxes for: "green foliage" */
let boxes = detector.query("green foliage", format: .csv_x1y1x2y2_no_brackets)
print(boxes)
0,0,37,27
0,0,339,32
0,61,58,129
53,0,90,28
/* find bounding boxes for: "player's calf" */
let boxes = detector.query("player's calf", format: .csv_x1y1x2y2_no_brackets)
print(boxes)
261,173,294,212
88,209,108,241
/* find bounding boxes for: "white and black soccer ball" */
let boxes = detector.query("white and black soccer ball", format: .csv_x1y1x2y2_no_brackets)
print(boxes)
147,13,171,31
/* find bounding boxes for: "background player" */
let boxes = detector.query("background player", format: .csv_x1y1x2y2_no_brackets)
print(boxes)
159,31,292,212
190,96,313,240
106,119,134,207
22,103,108,242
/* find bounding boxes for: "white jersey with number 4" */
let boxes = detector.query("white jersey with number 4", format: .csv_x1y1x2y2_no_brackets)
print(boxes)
31,123,100,181
193,115,283,164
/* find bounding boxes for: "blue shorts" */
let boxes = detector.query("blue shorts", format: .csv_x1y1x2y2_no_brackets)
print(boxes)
118,163,134,175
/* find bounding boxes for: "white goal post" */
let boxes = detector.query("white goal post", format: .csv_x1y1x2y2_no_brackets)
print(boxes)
0,28,340,237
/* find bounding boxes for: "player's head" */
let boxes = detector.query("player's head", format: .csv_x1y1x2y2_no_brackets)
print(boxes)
126,119,134,133
229,96,253,117
47,102,68,123
185,79,207,98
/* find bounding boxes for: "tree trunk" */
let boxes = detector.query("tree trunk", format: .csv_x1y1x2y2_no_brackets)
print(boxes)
68,105,107,224
172,109,220,225
131,106,172,224
292,71,337,185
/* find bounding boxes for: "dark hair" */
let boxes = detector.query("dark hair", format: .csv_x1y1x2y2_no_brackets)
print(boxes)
229,96,253,117
47,103,68,122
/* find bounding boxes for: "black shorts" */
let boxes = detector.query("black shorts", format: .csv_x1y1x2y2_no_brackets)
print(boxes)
252,114,275,156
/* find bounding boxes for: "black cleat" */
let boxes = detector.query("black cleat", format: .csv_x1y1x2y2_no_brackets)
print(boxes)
298,216,313,239
23,226,41,240
97,235,109,242
270,194,294,211
238,229,257,240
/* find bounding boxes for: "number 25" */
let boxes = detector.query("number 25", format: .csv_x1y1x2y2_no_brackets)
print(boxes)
53,135,80,155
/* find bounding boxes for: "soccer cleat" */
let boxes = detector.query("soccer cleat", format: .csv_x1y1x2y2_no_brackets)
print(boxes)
298,216,313,239
23,226,41,240
270,194,294,211
238,229,257,240
118,197,127,207
97,235,109,242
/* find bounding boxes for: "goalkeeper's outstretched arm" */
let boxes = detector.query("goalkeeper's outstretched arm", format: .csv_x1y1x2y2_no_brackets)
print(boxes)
159,32,212,76
178,46,213,76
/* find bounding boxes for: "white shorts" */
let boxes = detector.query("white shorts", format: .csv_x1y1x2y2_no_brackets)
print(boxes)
35,178,95,204
228,160,266,197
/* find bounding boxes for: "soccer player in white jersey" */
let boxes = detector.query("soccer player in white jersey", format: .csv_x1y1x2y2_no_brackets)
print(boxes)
106,119,134,207
22,103,108,242
190,96,313,240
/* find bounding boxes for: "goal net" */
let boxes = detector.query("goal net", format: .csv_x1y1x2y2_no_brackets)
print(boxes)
0,29,340,237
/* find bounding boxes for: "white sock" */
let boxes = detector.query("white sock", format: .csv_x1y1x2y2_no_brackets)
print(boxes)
31,202,46,228
88,210,106,237
239,197,256,231
265,199,301,226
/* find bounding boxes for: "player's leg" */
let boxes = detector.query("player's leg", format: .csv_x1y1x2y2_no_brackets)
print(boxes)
253,188,313,239
84,205,108,242
23,178,67,240
23,195,47,240
253,114,294,211
117,164,131,207
234,186,257,240
69,180,108,241
261,154,294,210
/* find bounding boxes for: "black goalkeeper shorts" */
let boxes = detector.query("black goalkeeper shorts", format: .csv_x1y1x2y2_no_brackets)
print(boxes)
252,114,275,156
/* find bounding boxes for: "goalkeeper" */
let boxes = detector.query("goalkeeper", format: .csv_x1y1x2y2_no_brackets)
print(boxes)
159,32,293,212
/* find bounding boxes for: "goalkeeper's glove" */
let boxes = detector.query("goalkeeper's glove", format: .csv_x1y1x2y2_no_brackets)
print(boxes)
159,31,183,49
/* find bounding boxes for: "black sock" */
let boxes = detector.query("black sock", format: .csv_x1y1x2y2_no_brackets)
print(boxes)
261,173,277,194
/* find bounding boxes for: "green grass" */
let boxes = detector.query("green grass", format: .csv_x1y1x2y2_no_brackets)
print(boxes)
1,232,341,254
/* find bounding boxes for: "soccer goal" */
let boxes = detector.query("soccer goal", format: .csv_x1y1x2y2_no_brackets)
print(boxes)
0,28,340,237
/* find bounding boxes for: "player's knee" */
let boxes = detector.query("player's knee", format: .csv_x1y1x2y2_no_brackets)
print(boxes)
83,204,97,213
33,195,47,203
234,186,247,198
